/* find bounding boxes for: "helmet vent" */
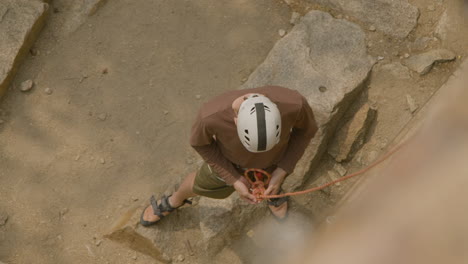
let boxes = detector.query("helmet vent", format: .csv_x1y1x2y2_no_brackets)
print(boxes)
244,129,249,134
244,136,250,141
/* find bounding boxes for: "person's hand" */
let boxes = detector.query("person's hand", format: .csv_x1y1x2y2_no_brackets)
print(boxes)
233,179,258,204
264,167,287,196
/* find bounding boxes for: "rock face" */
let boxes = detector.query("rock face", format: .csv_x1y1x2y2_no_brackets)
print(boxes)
242,10,375,190
404,49,456,75
299,0,419,38
107,10,374,261
0,0,49,98
60,0,108,35
380,62,411,79
328,104,377,162
198,195,266,255
105,197,266,262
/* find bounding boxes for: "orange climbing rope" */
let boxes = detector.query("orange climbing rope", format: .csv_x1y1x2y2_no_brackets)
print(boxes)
244,142,407,200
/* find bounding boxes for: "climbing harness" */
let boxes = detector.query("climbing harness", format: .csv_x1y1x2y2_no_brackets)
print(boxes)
244,142,407,200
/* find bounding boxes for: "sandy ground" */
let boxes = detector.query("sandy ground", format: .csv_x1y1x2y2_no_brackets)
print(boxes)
0,0,466,263
0,1,290,263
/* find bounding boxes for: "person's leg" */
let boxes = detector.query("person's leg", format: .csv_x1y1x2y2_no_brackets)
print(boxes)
168,172,197,207
268,201,288,219
267,190,289,220
141,163,234,225
141,172,197,223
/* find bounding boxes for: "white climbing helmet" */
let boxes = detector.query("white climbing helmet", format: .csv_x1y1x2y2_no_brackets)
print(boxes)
236,94,281,152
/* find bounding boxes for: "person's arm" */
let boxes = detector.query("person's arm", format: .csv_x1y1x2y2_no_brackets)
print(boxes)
265,96,317,196
190,110,257,203
276,96,318,175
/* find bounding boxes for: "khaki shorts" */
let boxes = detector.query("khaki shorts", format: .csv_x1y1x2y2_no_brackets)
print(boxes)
192,162,235,199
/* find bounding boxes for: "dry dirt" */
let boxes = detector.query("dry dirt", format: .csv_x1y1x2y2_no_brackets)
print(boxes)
0,0,466,264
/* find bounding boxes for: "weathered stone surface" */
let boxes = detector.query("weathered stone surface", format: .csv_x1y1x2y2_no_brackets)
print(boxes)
297,0,419,38
199,197,234,242
404,49,456,75
435,10,449,40
380,62,411,79
328,104,377,162
242,11,375,191
406,94,418,113
104,207,171,263
290,12,301,25
198,195,266,254
60,0,108,35
411,37,433,52
333,163,347,176
328,170,341,185
0,0,49,98
105,197,266,261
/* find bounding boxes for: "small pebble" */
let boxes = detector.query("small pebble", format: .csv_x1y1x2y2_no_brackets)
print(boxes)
44,88,53,95
60,208,69,217
247,230,255,238
334,163,347,176
377,56,385,61
195,95,201,99
326,215,336,224
176,254,185,262
278,29,286,37
102,68,108,74
95,240,102,247
100,158,106,164
98,113,107,121
404,53,410,58
20,80,34,92
163,110,169,115
369,25,376,32
74,155,81,161
132,197,139,202
290,12,300,24
0,119,4,124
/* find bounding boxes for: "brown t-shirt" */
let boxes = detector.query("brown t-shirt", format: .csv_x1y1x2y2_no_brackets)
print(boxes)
190,86,318,184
